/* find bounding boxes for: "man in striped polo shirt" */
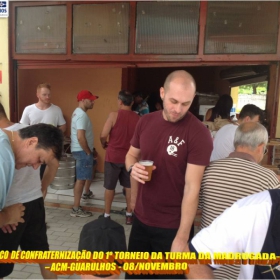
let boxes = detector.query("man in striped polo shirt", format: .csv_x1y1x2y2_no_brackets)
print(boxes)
199,121,280,279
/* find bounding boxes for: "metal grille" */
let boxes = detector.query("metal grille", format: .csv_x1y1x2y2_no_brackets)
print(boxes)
16,5,66,54
73,3,129,54
205,2,279,54
136,2,200,54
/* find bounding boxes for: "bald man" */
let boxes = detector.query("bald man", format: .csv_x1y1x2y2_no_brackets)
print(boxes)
125,70,213,279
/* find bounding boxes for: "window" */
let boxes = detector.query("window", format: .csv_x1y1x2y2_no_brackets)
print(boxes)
16,5,67,54
231,81,268,113
73,3,129,54
205,2,279,54
136,2,200,54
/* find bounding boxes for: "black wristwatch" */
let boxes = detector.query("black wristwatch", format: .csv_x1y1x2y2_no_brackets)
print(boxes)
128,164,134,175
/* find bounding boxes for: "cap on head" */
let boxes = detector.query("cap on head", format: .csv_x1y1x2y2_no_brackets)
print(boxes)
78,217,126,278
77,90,99,102
78,217,127,253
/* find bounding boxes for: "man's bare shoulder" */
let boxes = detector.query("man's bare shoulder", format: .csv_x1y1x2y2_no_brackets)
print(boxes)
108,111,118,119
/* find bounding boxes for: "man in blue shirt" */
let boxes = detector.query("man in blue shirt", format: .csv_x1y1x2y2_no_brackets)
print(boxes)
132,91,150,116
70,90,98,218
0,103,63,227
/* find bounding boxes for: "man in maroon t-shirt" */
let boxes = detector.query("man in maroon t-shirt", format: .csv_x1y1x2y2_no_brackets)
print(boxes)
100,90,140,225
125,70,213,279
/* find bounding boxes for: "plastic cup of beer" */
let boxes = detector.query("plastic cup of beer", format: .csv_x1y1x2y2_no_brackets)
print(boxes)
139,160,154,182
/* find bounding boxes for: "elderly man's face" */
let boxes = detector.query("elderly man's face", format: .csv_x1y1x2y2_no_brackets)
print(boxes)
15,138,55,170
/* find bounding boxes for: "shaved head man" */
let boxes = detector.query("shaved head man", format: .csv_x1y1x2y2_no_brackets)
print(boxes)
125,70,213,279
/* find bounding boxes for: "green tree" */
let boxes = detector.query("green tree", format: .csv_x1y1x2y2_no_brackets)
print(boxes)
239,81,267,95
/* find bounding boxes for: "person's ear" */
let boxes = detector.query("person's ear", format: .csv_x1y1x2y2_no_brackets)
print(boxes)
259,143,268,155
256,143,266,160
26,137,38,147
160,87,165,100
243,116,251,122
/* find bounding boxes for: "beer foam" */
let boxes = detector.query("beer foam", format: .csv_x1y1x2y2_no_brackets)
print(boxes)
139,160,153,166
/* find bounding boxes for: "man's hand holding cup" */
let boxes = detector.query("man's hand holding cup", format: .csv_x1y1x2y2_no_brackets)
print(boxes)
131,160,156,184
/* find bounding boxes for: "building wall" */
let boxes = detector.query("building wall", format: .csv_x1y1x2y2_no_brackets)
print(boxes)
0,18,9,116
276,91,280,138
18,68,122,172
135,67,230,96
231,87,239,109
16,66,232,173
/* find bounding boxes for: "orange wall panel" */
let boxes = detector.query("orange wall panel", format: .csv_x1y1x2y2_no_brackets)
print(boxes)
18,68,122,173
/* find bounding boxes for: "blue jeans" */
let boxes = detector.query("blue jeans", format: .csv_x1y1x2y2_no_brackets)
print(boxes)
72,151,93,180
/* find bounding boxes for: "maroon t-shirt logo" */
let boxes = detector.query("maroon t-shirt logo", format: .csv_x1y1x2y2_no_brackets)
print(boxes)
167,136,186,157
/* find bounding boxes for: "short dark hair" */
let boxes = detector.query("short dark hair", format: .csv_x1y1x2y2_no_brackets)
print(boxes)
133,90,144,98
18,124,63,160
118,90,134,106
239,104,264,123
213,94,233,119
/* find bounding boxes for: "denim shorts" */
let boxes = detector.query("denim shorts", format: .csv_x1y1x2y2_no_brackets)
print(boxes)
72,151,94,180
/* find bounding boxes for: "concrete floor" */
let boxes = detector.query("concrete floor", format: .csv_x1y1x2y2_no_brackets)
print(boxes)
45,172,127,212
6,207,131,279
5,173,201,279
6,173,129,279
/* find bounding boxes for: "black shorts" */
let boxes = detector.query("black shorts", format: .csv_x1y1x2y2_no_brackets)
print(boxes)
125,216,193,279
104,162,131,190
0,197,49,278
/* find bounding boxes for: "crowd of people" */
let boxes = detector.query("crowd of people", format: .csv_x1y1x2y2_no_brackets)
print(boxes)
0,69,277,279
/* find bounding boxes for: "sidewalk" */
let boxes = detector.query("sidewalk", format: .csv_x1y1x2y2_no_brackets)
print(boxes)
45,173,127,213
6,174,201,279
6,206,131,279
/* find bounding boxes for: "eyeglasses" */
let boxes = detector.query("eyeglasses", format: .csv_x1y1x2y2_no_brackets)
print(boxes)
264,148,268,155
